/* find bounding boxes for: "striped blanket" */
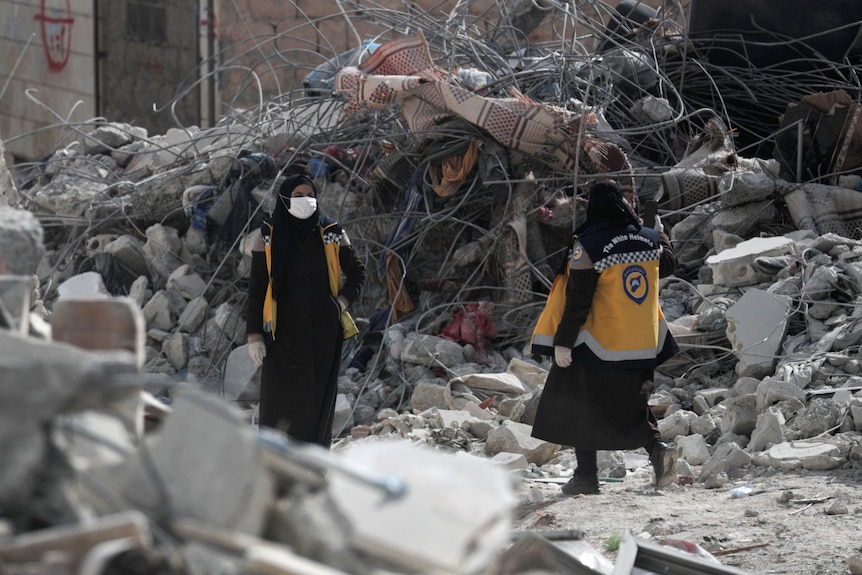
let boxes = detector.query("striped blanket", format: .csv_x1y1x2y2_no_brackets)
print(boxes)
783,181,862,240
333,30,635,197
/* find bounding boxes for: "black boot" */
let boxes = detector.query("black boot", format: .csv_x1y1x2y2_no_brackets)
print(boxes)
648,441,678,489
561,470,600,495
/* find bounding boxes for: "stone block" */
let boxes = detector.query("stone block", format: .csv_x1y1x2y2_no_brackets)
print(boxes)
756,377,806,411
410,381,451,412
0,275,32,334
484,420,558,465
327,440,517,574
162,332,188,370
725,288,792,378
706,236,795,287
656,409,694,441
166,264,207,300
694,387,729,409
753,440,847,470
489,451,528,470
333,394,355,436
428,408,476,430
104,234,148,290
176,295,208,333
677,434,711,465
0,206,44,276
721,171,777,208
114,390,274,535
224,344,260,401
748,410,785,452
51,297,145,369
56,272,109,299
401,333,465,368
690,412,720,439
699,442,751,480
720,394,758,436
711,201,778,240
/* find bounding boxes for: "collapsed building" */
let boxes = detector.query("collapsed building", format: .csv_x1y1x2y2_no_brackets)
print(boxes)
1,1,862,574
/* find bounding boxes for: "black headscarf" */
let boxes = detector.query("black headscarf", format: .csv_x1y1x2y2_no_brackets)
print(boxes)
270,174,320,292
577,180,640,234
276,174,319,233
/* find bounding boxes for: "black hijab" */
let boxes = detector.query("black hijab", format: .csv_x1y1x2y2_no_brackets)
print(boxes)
270,174,320,292
577,180,640,234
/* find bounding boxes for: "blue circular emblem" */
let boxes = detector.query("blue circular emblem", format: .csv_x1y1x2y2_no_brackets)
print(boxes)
623,265,648,304
570,244,584,262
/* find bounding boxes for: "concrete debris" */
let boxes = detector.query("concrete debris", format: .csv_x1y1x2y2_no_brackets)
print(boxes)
3,1,862,574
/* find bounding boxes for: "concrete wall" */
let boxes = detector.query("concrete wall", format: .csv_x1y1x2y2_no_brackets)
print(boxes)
96,0,201,137
0,0,96,161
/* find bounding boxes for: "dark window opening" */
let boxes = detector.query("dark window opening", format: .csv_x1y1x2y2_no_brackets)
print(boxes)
126,0,167,44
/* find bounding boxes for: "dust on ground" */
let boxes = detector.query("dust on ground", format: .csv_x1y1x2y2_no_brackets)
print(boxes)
512,454,862,575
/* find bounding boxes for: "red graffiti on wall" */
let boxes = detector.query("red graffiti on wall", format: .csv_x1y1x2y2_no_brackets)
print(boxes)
33,0,74,72
200,8,219,40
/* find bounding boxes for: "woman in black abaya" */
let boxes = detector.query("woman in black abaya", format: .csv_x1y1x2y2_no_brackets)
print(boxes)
245,174,365,447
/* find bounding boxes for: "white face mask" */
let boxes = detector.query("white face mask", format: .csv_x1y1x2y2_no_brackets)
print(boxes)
288,196,317,219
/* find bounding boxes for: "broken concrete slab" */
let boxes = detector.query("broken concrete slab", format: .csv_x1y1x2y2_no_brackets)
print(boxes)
0,206,45,276
166,264,208,301
720,393,758,436
409,381,451,412
755,376,808,409
484,420,559,466
175,294,208,333
725,288,792,378
332,393,355,434
0,327,144,513
50,297,145,369
426,408,479,430
448,371,532,399
401,333,466,368
748,410,786,453
56,272,110,299
223,343,260,401
677,434,711,466
657,409,695,441
102,390,274,535
0,275,32,334
327,440,517,575
706,236,796,287
489,451,529,470
752,440,848,470
710,200,779,240
699,442,752,482
492,531,612,575
721,170,778,208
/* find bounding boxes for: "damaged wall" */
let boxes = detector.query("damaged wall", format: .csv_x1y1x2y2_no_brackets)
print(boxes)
0,0,96,161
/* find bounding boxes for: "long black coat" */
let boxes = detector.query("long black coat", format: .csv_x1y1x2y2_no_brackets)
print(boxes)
245,218,365,447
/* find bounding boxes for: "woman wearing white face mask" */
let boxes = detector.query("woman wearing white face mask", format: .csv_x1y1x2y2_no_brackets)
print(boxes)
245,173,366,447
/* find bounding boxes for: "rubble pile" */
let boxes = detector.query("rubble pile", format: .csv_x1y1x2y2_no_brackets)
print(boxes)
2,1,862,573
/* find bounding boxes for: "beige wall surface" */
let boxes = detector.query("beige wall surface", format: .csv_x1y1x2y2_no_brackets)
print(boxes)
1,0,96,161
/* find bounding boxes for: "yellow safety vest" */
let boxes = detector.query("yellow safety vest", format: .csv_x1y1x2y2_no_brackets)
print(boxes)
531,228,676,369
261,218,359,340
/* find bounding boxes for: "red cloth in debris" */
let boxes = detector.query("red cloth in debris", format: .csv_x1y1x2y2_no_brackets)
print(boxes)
439,302,498,363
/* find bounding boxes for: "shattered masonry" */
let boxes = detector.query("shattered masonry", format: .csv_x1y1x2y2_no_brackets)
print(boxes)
1,1,862,574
